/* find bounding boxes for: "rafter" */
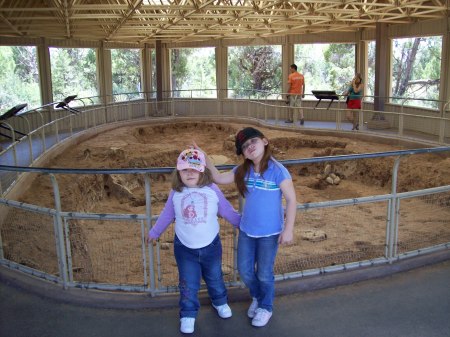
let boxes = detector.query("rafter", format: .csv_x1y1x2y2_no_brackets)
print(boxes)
0,0,447,44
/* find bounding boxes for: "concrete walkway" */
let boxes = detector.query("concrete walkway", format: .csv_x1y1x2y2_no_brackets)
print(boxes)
1,251,449,337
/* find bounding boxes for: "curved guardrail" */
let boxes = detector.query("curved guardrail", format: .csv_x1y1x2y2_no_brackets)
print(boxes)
0,98,449,294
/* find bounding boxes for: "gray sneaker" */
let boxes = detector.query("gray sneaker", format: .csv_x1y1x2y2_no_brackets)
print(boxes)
213,303,232,319
180,317,195,334
251,308,272,327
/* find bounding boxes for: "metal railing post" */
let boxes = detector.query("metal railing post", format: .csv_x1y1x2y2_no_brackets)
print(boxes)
359,96,364,131
34,111,47,153
234,195,244,285
399,98,412,137
439,100,450,143
336,98,341,130
386,156,403,261
49,173,69,288
15,115,33,165
144,174,156,295
63,217,74,283
1,122,18,166
69,114,73,136
54,111,60,143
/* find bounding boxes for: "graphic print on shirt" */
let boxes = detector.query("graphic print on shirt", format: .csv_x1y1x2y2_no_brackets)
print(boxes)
182,204,197,219
181,191,208,226
246,176,279,191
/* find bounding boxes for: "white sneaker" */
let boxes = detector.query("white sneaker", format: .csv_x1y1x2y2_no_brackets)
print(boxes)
213,303,232,318
247,297,258,318
180,317,195,334
251,308,272,327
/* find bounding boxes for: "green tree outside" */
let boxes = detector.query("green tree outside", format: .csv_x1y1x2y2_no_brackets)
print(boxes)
111,48,142,101
170,47,216,98
0,39,444,116
295,43,356,98
0,46,41,114
228,45,282,98
391,36,441,108
49,47,98,103
367,41,376,100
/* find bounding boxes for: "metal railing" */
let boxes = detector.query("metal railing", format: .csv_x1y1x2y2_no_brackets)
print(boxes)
0,95,449,295
1,147,449,294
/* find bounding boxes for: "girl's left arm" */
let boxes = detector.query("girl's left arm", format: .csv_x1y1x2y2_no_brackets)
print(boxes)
279,179,297,245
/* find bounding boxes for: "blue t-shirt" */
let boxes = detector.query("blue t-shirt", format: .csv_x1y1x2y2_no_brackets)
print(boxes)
347,85,363,100
233,158,291,237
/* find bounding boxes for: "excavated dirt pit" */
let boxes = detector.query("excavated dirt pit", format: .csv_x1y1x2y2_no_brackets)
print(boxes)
2,121,450,286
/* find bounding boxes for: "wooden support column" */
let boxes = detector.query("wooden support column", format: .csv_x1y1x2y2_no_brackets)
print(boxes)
97,43,112,104
37,38,53,108
439,17,450,110
155,40,163,101
356,31,368,94
142,43,152,101
282,39,294,95
374,23,389,111
216,41,227,100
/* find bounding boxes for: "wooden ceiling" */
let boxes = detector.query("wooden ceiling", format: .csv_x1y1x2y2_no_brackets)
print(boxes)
0,1,448,45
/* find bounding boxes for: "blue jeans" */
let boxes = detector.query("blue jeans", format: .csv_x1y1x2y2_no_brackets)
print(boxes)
237,231,279,312
174,234,227,318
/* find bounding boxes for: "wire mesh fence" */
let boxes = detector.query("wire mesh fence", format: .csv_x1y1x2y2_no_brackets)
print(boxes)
1,205,59,276
65,217,145,285
153,218,237,290
397,191,450,254
1,182,449,293
275,202,388,275
0,98,449,294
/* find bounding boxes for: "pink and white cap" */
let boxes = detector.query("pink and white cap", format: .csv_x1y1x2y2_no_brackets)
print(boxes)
176,148,206,172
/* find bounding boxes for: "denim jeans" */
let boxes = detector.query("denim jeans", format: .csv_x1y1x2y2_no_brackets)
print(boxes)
237,231,279,312
174,234,227,318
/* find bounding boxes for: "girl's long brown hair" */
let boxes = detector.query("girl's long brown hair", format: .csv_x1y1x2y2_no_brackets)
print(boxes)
235,138,272,197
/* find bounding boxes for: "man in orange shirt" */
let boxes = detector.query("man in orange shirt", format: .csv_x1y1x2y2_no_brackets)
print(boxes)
286,64,305,125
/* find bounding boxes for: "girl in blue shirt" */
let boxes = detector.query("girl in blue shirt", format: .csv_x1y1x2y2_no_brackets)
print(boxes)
195,127,296,327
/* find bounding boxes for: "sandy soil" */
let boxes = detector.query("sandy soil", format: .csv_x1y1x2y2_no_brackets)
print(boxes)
3,121,450,286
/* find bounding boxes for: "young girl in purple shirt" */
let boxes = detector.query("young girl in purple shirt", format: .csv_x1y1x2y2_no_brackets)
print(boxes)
146,148,241,334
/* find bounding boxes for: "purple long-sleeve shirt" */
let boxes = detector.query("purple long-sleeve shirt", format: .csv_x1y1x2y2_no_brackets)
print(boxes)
148,183,240,249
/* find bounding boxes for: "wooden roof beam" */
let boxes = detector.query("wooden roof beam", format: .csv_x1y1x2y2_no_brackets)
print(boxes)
106,0,144,40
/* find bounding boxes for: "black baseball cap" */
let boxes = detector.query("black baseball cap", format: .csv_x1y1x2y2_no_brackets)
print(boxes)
235,127,265,155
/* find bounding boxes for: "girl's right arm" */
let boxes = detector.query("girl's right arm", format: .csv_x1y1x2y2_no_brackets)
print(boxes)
193,141,235,185
145,190,176,244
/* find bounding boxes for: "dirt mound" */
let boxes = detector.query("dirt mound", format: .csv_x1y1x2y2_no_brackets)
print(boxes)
271,137,347,151
17,122,450,210
133,122,237,144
